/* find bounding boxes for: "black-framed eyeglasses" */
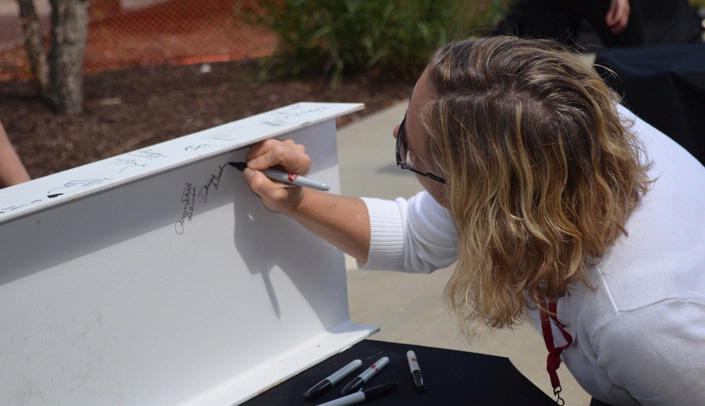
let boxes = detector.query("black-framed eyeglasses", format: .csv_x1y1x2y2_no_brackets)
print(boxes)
396,115,446,184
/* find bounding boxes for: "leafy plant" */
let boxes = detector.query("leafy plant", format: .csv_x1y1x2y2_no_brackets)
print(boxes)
238,0,511,87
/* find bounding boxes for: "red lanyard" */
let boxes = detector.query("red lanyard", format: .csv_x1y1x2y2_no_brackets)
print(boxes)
539,299,573,405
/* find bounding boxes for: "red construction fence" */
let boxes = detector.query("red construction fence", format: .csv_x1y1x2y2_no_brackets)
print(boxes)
0,0,278,82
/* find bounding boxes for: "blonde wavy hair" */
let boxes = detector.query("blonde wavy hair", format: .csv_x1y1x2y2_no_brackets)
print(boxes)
421,37,651,330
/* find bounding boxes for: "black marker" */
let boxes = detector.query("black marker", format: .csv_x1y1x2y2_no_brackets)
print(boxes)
340,357,389,395
318,383,397,406
302,359,363,400
228,162,330,191
406,350,426,391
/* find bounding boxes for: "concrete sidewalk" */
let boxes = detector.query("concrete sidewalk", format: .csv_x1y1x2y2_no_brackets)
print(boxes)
336,101,592,405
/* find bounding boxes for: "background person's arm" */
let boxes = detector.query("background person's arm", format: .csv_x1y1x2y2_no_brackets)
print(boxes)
0,122,30,188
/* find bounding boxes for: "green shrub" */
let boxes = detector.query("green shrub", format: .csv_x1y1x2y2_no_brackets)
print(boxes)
239,0,511,86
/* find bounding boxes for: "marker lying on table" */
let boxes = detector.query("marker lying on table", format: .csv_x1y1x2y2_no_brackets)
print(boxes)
406,350,426,391
317,383,397,406
340,356,390,395
302,359,363,400
228,162,330,191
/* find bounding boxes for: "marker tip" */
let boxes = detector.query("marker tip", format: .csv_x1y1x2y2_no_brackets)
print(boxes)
229,162,247,171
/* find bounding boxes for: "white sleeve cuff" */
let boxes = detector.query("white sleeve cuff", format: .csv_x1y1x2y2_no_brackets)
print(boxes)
359,197,407,271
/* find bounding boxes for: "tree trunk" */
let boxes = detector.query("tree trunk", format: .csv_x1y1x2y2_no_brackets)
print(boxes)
48,0,89,115
15,0,49,98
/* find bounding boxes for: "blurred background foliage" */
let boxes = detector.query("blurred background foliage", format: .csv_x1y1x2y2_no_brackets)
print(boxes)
239,0,513,86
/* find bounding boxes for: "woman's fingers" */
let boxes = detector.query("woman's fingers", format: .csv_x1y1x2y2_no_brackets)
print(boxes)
241,138,310,214
246,138,310,175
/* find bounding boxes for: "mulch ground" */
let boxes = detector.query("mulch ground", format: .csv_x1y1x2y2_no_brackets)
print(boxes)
0,60,413,179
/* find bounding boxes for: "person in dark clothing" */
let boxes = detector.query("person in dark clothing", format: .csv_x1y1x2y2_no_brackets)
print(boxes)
497,0,645,49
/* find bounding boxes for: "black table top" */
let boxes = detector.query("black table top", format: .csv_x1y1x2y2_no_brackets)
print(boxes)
243,339,555,405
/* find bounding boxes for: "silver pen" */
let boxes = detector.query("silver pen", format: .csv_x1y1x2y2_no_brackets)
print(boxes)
229,162,330,191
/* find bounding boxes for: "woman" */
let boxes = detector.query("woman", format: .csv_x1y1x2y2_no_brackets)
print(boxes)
240,37,705,405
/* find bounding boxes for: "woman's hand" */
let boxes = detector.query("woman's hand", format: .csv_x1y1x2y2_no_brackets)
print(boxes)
240,137,371,263
242,138,311,214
